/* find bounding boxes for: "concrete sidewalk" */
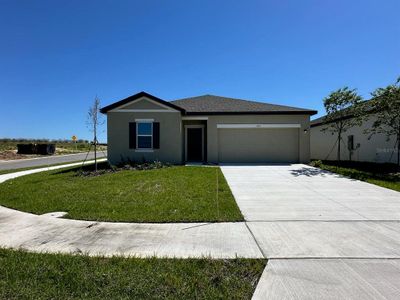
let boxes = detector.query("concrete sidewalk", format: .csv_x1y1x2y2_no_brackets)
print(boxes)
0,158,107,183
0,206,263,259
248,221,400,258
253,259,400,300
0,151,107,170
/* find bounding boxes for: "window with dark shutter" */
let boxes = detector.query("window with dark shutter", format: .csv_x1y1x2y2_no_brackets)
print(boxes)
153,122,160,149
129,122,136,149
137,122,152,149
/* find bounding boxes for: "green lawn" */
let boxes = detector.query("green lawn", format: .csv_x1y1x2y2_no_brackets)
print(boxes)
0,248,266,299
0,165,243,222
311,160,400,192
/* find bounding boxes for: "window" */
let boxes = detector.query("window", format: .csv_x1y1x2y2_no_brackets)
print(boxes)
137,122,153,149
347,135,354,151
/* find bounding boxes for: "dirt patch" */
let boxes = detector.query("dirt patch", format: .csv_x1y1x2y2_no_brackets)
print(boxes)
0,150,39,161
0,148,87,161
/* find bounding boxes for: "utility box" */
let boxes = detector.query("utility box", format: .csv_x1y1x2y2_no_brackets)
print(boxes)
17,144,37,154
36,144,56,155
17,143,56,155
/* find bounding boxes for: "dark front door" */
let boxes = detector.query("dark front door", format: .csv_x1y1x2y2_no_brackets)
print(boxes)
187,127,203,162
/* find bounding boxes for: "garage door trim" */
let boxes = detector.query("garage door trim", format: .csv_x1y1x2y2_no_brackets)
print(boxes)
217,123,301,129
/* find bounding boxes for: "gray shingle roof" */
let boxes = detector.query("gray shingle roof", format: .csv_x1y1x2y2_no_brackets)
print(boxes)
311,100,373,127
310,115,328,126
170,94,317,115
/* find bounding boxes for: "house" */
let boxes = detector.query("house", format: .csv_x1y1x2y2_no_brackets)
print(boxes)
310,109,397,163
100,92,317,165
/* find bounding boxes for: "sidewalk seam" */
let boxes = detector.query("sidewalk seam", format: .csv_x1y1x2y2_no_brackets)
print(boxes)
245,222,267,259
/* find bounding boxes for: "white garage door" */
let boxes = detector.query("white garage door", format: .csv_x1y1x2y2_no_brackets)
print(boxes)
218,127,299,163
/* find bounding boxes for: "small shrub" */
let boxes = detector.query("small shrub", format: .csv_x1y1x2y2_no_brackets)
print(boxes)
117,160,170,171
310,160,323,168
77,169,116,177
77,161,171,177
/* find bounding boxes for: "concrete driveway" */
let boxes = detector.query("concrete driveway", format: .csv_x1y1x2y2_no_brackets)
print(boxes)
221,164,400,221
221,164,400,299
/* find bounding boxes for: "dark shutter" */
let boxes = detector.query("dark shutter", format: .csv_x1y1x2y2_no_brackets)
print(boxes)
153,122,160,149
129,122,136,149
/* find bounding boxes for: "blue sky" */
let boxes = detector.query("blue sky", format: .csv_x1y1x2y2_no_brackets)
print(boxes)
1,0,399,142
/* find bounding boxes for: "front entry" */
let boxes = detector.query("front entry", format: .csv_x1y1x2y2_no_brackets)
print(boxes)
186,126,204,162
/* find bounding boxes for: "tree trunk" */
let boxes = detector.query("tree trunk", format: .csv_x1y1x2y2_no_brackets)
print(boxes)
337,130,342,163
397,132,400,168
94,141,97,172
94,128,97,172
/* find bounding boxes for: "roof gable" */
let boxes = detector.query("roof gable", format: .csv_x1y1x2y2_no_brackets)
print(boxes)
100,92,185,114
119,98,169,110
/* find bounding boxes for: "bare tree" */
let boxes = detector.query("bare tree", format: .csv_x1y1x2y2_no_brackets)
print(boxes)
87,96,104,171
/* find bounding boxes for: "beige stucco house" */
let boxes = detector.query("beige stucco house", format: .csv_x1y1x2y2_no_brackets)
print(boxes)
311,113,397,163
100,92,317,165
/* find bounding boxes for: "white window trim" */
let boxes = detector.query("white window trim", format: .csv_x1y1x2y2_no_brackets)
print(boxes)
217,123,301,129
182,116,209,120
135,118,154,122
135,149,154,153
136,121,153,150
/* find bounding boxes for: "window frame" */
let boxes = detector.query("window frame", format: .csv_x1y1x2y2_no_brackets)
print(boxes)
136,121,153,149
347,135,354,151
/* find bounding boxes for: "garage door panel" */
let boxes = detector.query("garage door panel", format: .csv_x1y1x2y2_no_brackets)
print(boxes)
218,128,299,163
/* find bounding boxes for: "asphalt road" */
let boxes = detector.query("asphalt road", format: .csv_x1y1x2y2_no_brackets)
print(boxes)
0,151,107,170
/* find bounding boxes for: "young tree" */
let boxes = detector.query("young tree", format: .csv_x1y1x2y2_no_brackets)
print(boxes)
367,77,400,167
87,96,104,171
322,87,364,162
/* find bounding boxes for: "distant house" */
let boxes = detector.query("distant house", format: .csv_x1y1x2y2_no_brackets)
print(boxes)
310,105,397,163
100,92,317,165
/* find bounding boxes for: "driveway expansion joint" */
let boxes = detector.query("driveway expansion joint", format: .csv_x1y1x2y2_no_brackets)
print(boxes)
244,221,267,259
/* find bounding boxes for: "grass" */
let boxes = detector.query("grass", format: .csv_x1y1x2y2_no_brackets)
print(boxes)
0,248,266,300
0,164,243,222
311,160,400,192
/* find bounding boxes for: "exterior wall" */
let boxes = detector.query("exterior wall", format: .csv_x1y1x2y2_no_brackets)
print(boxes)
107,111,311,165
206,114,311,164
107,111,182,165
310,114,397,163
